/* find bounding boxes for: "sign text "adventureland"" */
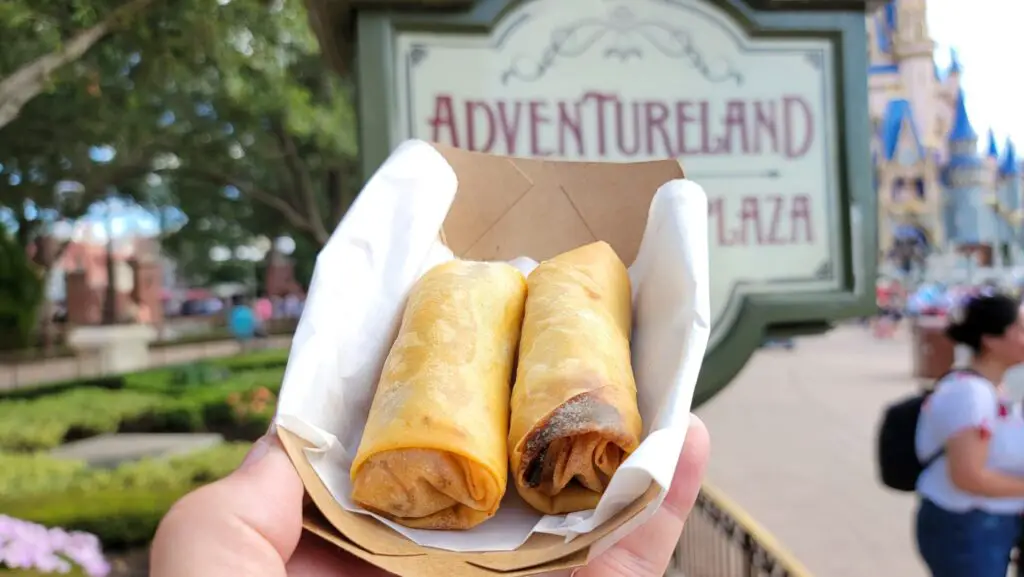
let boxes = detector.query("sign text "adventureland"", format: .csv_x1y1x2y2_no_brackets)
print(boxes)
428,93,815,160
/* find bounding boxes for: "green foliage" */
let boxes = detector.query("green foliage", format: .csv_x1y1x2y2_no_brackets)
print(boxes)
211,348,289,372
0,347,290,401
170,361,231,387
2,0,357,279
0,350,278,552
0,388,164,451
0,443,250,549
0,451,89,497
0,365,285,451
0,442,249,501
3,489,182,551
0,225,43,349
1,569,90,577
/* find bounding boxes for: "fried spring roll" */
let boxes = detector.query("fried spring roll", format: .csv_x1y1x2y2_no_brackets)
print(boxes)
509,242,642,515
351,260,527,530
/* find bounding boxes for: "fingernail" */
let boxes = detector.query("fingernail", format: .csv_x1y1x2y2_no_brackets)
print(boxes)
240,435,274,471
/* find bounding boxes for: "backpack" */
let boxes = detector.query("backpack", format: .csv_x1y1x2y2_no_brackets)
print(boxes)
876,369,976,492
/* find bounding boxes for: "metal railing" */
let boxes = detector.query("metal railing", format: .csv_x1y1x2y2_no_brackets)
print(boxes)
671,483,812,577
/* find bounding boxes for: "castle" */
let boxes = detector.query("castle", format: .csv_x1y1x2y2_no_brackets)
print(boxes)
868,1,1022,271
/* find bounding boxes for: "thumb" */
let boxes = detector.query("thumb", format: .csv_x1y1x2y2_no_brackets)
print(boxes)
150,432,305,577
574,415,710,577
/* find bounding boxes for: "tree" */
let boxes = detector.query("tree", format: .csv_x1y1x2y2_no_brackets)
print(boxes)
0,0,159,129
2,0,360,332
150,0,360,250
0,222,43,349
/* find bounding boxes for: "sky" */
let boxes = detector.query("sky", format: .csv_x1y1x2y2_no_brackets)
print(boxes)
928,0,1024,149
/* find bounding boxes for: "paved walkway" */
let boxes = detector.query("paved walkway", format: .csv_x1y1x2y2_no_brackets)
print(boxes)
697,325,927,577
0,336,292,390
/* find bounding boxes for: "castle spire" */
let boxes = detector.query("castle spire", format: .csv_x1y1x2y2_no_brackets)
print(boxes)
949,48,963,75
949,88,977,143
987,129,999,158
1000,139,1020,176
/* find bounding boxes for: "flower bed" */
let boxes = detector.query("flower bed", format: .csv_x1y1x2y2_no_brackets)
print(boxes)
0,444,250,551
0,350,286,567
0,516,109,577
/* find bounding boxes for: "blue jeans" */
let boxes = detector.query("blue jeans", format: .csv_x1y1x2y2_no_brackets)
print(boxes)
916,498,1021,577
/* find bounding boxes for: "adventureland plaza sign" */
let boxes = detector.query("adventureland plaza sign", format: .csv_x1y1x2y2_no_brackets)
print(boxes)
353,0,874,400
392,0,840,345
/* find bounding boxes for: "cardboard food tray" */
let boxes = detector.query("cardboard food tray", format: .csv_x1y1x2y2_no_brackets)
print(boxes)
280,143,687,576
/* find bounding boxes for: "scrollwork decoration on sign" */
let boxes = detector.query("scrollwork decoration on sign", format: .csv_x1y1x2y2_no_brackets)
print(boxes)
410,44,428,67
814,260,833,280
501,5,744,86
804,51,824,69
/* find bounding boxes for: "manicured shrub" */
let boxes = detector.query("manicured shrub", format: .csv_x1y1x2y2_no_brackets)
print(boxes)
0,390,165,452
1,444,249,502
4,490,183,552
0,347,290,403
0,444,250,549
210,348,290,372
0,453,89,500
0,364,286,453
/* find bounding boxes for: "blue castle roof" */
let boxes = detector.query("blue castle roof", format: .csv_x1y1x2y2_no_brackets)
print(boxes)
880,99,924,160
884,2,897,31
1001,140,1020,175
946,88,982,174
987,129,999,158
949,48,962,74
876,16,892,54
949,88,977,143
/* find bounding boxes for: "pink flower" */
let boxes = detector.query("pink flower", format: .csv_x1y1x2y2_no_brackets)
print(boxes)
0,516,110,577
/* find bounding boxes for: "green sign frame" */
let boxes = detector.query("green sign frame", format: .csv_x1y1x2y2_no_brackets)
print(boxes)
353,0,877,407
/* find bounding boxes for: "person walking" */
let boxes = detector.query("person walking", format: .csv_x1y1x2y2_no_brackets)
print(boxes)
915,293,1024,577
254,290,273,341
228,295,257,352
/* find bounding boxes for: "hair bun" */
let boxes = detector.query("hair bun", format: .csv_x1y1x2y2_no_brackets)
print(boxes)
945,322,972,346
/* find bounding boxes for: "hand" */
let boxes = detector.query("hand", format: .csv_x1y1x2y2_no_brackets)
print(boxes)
150,416,710,577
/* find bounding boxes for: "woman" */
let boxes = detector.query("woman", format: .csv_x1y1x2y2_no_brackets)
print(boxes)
915,293,1024,576
254,290,273,339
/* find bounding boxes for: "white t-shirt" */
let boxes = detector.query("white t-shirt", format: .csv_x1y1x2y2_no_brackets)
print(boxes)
915,371,1024,513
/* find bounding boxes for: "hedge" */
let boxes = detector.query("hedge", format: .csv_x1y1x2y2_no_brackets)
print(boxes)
0,347,290,402
0,368,283,452
0,350,284,564
0,443,250,550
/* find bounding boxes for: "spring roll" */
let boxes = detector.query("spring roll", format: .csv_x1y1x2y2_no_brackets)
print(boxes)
351,260,527,530
509,241,642,515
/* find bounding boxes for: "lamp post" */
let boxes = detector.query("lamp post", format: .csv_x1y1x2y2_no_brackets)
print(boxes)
102,199,118,325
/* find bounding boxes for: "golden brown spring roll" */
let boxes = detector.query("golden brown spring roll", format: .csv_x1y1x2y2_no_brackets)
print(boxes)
509,241,642,515
351,260,527,530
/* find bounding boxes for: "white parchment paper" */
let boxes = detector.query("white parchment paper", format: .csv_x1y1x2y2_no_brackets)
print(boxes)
276,139,711,554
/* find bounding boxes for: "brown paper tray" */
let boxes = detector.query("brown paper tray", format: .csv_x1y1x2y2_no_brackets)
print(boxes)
279,142,685,576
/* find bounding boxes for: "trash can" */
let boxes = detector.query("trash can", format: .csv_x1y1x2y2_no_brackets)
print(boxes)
912,315,955,385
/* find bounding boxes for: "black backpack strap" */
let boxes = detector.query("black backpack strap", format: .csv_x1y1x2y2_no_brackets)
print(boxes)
919,368,987,474
922,448,945,470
